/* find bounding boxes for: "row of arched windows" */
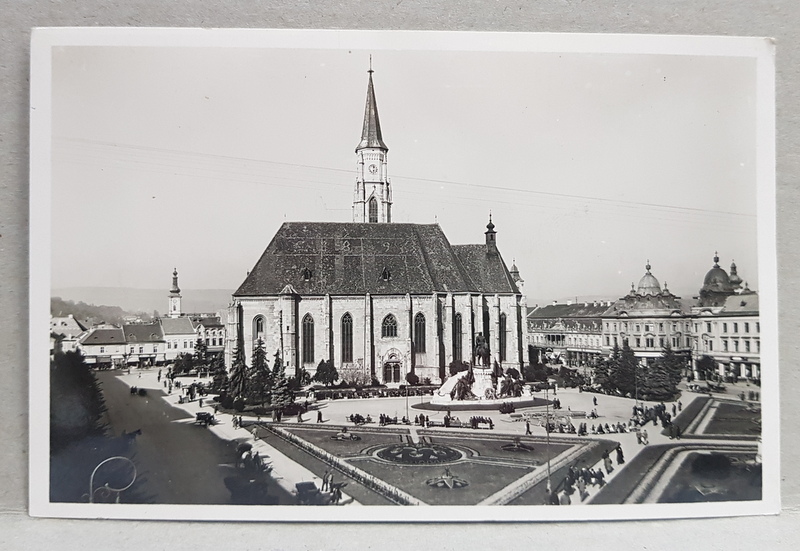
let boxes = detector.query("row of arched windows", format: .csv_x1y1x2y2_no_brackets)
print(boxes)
253,310,507,365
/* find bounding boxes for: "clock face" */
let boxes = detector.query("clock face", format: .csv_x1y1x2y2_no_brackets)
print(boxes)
368,164,378,174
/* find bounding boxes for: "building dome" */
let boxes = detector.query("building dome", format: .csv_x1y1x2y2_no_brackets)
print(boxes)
636,261,661,295
702,253,732,292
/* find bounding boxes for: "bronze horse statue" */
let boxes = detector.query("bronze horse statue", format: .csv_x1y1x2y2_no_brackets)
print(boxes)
473,333,491,367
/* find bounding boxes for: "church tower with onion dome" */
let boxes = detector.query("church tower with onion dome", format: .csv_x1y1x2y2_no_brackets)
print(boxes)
698,252,738,307
168,268,182,318
353,59,392,223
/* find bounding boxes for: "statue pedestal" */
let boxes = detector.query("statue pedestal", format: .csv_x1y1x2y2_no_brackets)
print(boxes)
470,366,495,400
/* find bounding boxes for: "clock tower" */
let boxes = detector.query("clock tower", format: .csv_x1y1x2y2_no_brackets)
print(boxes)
168,268,182,318
353,60,392,223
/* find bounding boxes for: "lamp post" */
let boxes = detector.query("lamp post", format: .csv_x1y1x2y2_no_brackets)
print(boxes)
545,383,551,501
86,456,137,504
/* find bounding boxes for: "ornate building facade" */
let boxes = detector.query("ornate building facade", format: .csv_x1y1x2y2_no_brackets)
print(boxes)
527,255,760,382
226,67,525,386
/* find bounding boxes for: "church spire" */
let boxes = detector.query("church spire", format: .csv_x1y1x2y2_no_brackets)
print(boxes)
353,59,392,223
356,59,388,152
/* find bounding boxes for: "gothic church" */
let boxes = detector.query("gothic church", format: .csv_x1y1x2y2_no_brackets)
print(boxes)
226,66,525,386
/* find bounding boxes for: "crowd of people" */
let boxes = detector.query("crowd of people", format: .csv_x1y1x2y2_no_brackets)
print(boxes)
469,416,494,429
547,445,625,505
347,413,372,425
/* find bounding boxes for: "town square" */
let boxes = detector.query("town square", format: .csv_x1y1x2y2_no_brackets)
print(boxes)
34,29,777,520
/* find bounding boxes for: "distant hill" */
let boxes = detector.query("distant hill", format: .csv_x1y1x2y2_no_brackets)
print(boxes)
52,288,233,319
50,297,151,327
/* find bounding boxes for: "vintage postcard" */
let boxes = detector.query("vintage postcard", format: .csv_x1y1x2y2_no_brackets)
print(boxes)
30,28,778,521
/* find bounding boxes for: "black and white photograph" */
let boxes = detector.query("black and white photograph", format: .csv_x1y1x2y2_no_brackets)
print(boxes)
29,28,778,521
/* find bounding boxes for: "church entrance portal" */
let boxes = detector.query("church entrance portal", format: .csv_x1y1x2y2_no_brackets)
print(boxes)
383,362,402,384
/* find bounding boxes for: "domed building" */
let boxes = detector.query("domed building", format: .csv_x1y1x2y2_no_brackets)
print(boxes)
698,253,741,307
692,254,759,382
526,254,761,384
600,261,693,364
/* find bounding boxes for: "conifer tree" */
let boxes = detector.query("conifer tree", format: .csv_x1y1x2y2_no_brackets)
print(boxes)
270,357,294,417
229,340,248,399
642,358,676,401
610,343,639,398
312,358,339,387
193,337,208,367
210,354,229,393
249,338,271,404
660,344,685,388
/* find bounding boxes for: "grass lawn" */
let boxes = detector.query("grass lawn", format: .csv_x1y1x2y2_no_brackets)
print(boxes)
657,452,761,502
704,402,761,436
282,426,578,505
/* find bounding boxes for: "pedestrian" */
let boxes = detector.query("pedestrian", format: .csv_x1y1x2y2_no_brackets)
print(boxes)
593,396,598,406
321,469,330,491
603,452,614,474
616,445,625,465
525,420,532,435
636,430,642,445
577,477,586,499
214,404,219,414
157,369,162,382
559,490,571,505
678,400,683,412
297,411,304,423
672,403,677,416
642,429,649,445
232,416,238,429
199,398,204,408
317,410,323,423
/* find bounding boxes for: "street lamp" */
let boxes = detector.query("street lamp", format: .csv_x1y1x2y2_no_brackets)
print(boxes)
544,383,551,501
86,456,137,504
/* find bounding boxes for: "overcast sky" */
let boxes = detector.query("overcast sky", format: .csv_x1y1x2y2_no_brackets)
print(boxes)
49,34,762,302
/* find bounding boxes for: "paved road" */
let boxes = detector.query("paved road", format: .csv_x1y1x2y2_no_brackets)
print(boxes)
97,371,239,504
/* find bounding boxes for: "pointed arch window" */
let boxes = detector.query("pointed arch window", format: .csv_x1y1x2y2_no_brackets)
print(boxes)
453,313,463,362
253,316,265,344
382,314,397,338
414,313,426,353
341,313,353,363
499,313,507,362
302,314,314,364
369,197,378,223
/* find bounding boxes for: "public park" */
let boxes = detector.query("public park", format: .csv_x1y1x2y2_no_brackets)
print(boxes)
49,348,762,508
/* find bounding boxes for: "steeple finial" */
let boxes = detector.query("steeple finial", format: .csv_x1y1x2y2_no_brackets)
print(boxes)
369,54,373,74
645,259,651,273
713,251,720,267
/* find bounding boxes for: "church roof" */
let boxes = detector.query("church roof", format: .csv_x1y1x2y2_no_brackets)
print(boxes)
355,70,388,152
451,245,520,294
234,222,520,296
